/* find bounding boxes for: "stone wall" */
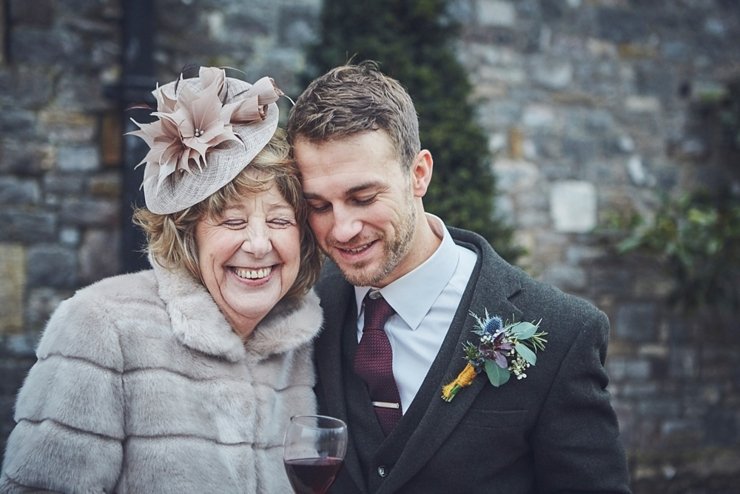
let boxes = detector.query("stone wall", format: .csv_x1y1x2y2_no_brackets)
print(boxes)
453,1,740,491
1,0,738,491
0,0,124,453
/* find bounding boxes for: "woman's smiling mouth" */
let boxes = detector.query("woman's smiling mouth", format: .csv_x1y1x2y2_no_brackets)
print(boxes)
233,266,273,280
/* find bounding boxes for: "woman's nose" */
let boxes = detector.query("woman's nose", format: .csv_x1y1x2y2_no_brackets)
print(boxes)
241,223,272,257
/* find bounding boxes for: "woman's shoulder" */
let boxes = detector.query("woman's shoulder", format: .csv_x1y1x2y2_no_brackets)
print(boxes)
77,269,158,302
35,270,159,370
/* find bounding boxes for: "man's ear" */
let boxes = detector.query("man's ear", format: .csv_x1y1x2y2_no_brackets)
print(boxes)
410,150,433,198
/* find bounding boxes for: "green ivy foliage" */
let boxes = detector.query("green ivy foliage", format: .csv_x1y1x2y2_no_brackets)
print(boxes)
301,0,521,262
618,190,740,309
617,79,740,310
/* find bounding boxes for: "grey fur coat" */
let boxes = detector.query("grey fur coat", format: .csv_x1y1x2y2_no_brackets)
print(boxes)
0,261,323,493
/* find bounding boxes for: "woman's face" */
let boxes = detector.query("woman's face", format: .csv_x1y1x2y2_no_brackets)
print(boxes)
195,178,301,339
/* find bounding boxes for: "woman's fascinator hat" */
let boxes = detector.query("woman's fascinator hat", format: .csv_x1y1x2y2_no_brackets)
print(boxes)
128,66,282,214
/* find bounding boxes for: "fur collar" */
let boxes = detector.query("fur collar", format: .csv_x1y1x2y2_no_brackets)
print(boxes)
153,259,322,363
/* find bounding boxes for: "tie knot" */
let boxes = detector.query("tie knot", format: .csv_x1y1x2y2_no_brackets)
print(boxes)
363,292,395,330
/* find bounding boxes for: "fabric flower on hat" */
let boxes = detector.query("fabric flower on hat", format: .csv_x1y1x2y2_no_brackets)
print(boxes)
129,67,283,193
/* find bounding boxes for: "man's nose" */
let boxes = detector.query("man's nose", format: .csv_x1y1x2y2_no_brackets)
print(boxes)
331,206,363,243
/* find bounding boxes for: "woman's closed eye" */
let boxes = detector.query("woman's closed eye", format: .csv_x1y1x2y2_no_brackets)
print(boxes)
268,217,296,228
222,219,247,229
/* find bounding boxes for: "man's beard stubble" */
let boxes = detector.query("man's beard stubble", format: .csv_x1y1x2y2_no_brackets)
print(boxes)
331,199,417,287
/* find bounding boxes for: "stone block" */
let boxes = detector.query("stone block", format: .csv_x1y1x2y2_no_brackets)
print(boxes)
703,409,738,447
0,177,40,205
0,66,55,108
606,355,652,381
0,210,56,243
79,229,120,285
532,58,573,90
624,95,661,113
43,173,86,195
660,419,703,446
0,244,25,333
25,288,70,333
0,356,35,394
618,381,659,398
540,263,587,292
565,244,604,264
667,347,698,379
614,302,657,342
493,158,540,192
562,138,599,167
60,198,118,227
478,0,516,27
637,397,682,417
9,28,73,66
549,180,597,233
522,104,557,129
89,172,121,199
589,265,633,298
39,110,96,143
0,140,54,176
278,5,319,47
26,244,77,289
57,145,99,172
477,62,526,85
0,109,37,138
55,73,108,112
100,111,122,168
596,7,649,44
626,154,657,186
59,227,80,246
9,0,55,26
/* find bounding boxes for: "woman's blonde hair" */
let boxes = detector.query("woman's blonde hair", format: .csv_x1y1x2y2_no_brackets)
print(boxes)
133,128,322,302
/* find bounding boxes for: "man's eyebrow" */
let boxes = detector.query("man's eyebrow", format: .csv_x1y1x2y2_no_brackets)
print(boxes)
303,191,325,201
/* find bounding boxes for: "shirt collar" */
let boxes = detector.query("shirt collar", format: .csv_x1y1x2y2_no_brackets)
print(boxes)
355,214,460,330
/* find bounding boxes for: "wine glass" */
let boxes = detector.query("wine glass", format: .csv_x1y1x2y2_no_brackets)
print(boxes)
283,414,348,494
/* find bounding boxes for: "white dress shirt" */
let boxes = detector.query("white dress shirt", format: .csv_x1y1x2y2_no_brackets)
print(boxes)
355,215,477,413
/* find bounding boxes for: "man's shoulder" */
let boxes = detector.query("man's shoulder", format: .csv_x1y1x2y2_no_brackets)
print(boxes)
447,226,606,330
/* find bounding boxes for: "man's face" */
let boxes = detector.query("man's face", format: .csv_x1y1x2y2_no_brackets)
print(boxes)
293,130,428,287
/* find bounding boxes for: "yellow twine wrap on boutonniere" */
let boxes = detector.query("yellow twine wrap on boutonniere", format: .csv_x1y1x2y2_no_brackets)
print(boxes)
441,361,479,402
441,310,547,402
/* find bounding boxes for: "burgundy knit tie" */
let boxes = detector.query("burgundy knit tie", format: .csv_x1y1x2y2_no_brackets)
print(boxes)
353,291,402,435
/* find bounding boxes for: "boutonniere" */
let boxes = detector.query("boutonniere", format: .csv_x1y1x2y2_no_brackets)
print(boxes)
441,310,548,402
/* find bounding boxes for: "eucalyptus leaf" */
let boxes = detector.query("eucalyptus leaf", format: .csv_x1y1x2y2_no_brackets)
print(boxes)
515,342,537,365
510,321,537,339
484,360,510,387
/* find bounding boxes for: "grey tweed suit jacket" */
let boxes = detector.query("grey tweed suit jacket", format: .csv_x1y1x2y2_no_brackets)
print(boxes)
313,227,631,494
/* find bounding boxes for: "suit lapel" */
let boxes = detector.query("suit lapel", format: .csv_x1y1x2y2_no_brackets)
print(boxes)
378,230,524,494
314,274,367,493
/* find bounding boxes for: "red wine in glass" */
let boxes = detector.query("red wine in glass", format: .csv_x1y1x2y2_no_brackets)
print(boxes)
283,415,348,494
284,456,343,494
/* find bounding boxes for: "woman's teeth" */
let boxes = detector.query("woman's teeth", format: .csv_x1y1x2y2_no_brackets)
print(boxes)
233,267,272,279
